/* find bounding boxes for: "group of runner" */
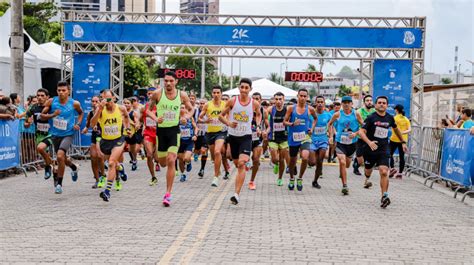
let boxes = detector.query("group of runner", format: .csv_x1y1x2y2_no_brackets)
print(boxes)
27,72,408,209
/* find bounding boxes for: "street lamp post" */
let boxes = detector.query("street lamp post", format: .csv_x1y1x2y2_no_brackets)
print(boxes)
279,62,285,85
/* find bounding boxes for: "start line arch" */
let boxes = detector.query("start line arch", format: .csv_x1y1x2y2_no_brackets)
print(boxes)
60,11,425,151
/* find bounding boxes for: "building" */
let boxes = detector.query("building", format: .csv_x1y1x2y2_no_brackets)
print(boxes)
180,0,219,23
302,77,355,100
59,0,154,12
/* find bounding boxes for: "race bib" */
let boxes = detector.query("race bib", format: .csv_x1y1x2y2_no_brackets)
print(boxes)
341,134,352,144
146,117,157,127
104,125,120,137
210,118,222,126
374,126,389,138
292,131,306,142
273,122,285,132
314,126,326,135
252,131,259,141
53,118,68,131
234,124,248,134
37,123,50,133
163,111,176,122
181,128,191,138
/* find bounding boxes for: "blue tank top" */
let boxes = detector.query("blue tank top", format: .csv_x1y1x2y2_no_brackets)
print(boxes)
49,97,76,137
180,119,194,141
335,109,359,145
288,104,311,146
312,111,332,143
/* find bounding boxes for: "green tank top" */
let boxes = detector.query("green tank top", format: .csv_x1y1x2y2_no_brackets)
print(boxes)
156,89,181,128
359,107,375,121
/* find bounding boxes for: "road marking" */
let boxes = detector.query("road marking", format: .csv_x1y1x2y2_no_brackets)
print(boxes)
180,173,234,264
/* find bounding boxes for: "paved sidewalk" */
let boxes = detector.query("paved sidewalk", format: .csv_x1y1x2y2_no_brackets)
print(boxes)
0,158,472,264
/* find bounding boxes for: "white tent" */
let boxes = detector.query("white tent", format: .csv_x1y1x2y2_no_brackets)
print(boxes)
223,78,298,100
0,9,61,98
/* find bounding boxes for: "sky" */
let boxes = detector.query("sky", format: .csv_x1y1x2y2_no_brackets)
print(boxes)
158,0,473,78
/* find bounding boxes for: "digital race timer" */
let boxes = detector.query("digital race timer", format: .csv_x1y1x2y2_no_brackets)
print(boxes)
284,71,323,82
157,68,196,79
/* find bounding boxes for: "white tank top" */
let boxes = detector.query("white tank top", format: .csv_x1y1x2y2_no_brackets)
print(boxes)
228,96,253,137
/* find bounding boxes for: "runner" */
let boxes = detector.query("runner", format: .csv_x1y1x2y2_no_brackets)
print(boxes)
327,96,364,195
308,95,332,189
142,87,160,186
81,95,106,188
283,88,317,191
218,78,261,205
123,98,140,171
199,85,227,187
248,92,269,190
353,95,375,176
194,99,209,178
327,101,341,163
147,71,194,207
178,104,198,182
358,96,407,208
220,94,232,179
90,90,131,201
40,81,83,194
389,104,411,178
131,97,145,160
267,92,289,186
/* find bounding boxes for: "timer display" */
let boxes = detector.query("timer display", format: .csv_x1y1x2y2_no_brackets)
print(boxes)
284,71,323,82
157,68,196,79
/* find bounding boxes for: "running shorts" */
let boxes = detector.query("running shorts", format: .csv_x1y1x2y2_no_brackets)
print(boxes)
364,152,390,169
206,131,226,146
178,139,194,154
336,142,357,158
100,136,125,156
228,134,252,160
289,141,311,158
156,126,180,158
52,135,73,153
268,141,288,150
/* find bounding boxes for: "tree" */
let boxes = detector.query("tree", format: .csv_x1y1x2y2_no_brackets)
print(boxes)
337,85,352,97
268,72,280,84
123,55,151,97
336,66,358,79
441,78,453,84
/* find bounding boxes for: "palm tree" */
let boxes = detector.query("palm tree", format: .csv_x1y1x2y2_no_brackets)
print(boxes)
268,72,280,83
307,49,336,96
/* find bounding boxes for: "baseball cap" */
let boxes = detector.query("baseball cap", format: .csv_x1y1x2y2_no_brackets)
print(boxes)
341,96,352,102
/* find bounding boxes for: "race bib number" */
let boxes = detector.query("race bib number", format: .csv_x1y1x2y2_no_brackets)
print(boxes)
104,125,120,136
146,117,157,127
198,123,206,131
53,118,68,131
163,111,176,122
273,122,285,132
210,118,222,126
234,124,248,134
252,131,259,141
374,126,389,138
37,123,50,133
341,134,352,144
181,128,191,138
292,131,306,142
314,126,326,135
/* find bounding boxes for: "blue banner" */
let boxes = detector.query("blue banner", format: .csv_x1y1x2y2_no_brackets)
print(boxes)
440,129,474,187
373,59,412,117
72,53,110,146
0,120,20,170
64,22,423,49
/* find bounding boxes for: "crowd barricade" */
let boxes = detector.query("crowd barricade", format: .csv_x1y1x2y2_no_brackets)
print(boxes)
405,125,422,172
0,120,27,177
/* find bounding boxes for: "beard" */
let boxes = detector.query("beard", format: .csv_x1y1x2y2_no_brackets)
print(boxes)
365,104,373,109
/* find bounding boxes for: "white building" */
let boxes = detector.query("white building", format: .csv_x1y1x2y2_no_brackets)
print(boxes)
302,77,356,100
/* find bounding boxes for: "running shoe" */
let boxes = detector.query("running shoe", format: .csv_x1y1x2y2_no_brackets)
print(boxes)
162,193,171,207
115,180,123,191
97,176,106,188
288,179,295,190
389,168,397,178
131,161,138,171
186,162,192,172
245,161,252,171
180,174,187,182
285,167,290,174
55,184,63,194
117,164,128,181
194,154,199,162
380,195,391,208
276,178,284,186
364,180,373,189
230,193,240,205
198,169,204,178
223,171,230,180
296,178,303,191
100,190,110,202
175,171,180,177
91,182,98,189
395,172,404,179
248,181,256,190
149,177,158,186
155,164,161,172
211,177,219,187
44,165,52,180
312,180,321,189
341,186,349,195
70,169,78,182
273,164,279,175
353,166,362,176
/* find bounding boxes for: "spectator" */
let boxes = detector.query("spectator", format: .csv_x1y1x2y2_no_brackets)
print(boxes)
389,104,411,178
0,96,16,120
456,108,473,129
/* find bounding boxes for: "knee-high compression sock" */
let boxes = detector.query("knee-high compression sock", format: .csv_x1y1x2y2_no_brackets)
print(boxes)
200,155,208,170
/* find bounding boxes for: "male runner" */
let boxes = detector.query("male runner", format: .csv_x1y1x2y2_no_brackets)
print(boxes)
308,95,332,189
267,92,289,186
219,78,261,205
353,95,375,175
147,71,194,207
199,85,227,187
40,81,83,194
328,101,341,163
131,97,145,160
123,98,141,171
178,104,198,182
327,96,364,195
283,88,317,191
248,92,269,190
194,99,209,178
358,96,407,208
90,90,131,201
142,87,160,186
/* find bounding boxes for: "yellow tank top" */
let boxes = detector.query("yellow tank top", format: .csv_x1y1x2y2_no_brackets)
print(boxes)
206,100,226,133
98,105,123,140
